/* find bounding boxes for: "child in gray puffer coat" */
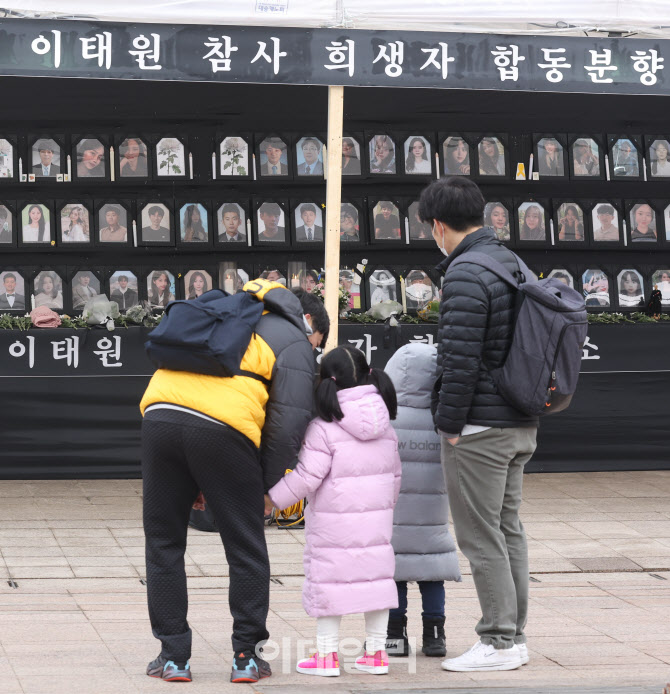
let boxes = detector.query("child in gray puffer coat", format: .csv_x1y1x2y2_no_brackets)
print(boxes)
384,343,461,657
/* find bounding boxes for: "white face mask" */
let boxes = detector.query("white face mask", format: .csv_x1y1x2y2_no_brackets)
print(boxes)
434,222,449,257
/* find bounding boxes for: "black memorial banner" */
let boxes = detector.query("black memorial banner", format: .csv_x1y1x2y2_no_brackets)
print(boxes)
0,19,668,95
0,324,668,478
0,323,667,377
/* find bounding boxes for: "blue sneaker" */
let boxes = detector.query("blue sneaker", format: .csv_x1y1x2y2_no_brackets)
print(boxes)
230,650,272,683
147,654,192,682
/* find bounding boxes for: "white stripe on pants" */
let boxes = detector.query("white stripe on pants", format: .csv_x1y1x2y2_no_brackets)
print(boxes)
316,609,389,655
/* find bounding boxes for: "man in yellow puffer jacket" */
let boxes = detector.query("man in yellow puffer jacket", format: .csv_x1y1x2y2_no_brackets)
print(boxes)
140,280,329,684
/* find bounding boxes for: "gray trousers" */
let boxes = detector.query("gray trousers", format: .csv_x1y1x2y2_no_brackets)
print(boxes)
441,427,537,649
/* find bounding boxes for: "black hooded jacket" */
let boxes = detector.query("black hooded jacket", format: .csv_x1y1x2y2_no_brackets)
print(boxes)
434,227,539,436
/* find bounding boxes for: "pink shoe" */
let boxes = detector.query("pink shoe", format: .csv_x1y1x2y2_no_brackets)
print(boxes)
355,650,389,675
296,652,340,677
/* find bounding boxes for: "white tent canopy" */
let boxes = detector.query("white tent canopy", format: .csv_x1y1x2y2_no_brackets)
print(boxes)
4,0,670,38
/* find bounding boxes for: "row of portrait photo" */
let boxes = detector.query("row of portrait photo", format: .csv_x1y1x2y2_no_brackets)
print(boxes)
543,266,670,311
0,262,443,316
4,132,670,184
480,198,670,248
0,197,425,250
0,135,190,183
0,132,443,183
2,262,667,316
3,197,670,251
248,132,670,182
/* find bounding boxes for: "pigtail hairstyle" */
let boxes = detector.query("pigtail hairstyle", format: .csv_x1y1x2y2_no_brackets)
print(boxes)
366,367,397,420
315,344,397,422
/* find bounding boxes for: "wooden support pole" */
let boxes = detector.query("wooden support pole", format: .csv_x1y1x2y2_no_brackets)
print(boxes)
323,85,344,352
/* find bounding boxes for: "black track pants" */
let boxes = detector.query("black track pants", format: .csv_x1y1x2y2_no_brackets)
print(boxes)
141,409,270,662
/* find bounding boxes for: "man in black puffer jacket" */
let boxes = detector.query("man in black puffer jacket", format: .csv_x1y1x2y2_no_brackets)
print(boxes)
418,177,538,674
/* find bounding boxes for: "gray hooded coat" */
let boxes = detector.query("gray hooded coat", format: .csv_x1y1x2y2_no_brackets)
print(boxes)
385,343,461,583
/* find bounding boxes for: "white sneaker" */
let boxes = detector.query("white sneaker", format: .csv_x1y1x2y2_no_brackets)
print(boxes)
441,640,523,672
518,643,529,665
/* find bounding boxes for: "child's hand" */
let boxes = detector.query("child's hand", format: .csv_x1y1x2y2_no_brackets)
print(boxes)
264,494,274,516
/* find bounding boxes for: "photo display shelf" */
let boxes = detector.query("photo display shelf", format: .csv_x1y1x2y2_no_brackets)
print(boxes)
3,129,670,318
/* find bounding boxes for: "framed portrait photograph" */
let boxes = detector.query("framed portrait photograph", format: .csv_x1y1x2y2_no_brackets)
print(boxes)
534,134,567,179
0,203,15,246
117,136,149,178
617,268,646,310
256,135,290,178
371,199,403,244
340,267,364,311
71,270,101,311
403,135,433,176
298,268,320,292
147,269,177,310
368,268,398,308
19,202,52,247
516,200,549,246
177,202,210,246
218,135,251,178
33,270,64,311
74,137,107,180
404,269,440,312
219,263,251,294
440,134,472,177
368,133,397,175
0,270,26,311
341,135,363,176
590,200,623,246
255,200,288,245
582,268,611,309
554,201,587,245
295,136,325,177
59,202,92,247
155,137,187,178
0,138,15,179
608,135,643,180
183,269,213,301
293,201,324,244
476,135,507,178
407,200,433,245
645,136,670,179
109,270,140,313
30,137,63,180
215,202,248,246
569,135,604,179
139,202,173,246
259,266,287,287
547,269,575,289
652,269,670,306
339,201,364,244
96,201,130,246
627,201,659,245
484,200,512,244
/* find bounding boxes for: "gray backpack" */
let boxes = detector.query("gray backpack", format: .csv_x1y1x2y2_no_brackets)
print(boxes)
449,251,588,416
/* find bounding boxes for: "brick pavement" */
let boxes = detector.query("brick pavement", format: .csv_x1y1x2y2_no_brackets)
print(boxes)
0,471,668,693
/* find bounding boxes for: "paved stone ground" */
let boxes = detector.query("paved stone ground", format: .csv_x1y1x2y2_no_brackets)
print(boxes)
0,471,669,693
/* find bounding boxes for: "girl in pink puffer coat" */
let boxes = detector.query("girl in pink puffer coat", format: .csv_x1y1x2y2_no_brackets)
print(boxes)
269,345,402,678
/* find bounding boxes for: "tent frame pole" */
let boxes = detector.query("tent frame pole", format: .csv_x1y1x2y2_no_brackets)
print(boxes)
323,85,344,352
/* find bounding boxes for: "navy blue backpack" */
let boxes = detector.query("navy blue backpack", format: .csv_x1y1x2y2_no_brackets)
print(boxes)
144,289,268,382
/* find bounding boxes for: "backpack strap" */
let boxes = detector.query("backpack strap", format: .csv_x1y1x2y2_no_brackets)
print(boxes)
447,250,533,376
448,251,534,289
237,369,272,386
